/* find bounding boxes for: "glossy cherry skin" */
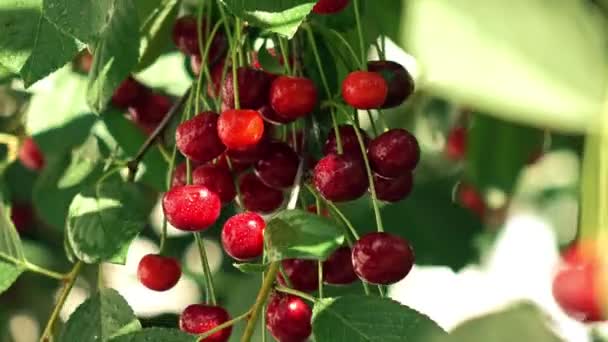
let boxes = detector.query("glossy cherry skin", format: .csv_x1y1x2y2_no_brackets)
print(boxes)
323,246,357,285
180,304,232,342
266,293,312,342
171,162,188,187
226,139,270,165
176,112,226,163
457,183,485,217
221,67,275,110
162,185,221,231
278,259,319,292
313,0,350,14
445,126,467,161
238,172,284,213
111,77,148,109
137,254,181,291
18,137,45,171
367,60,414,108
342,71,388,109
218,109,265,150
259,105,293,125
368,129,420,177
373,172,414,203
221,212,265,261
254,141,300,189
128,93,172,127
323,125,370,158
270,76,317,120
193,164,236,205
313,153,368,202
352,232,415,285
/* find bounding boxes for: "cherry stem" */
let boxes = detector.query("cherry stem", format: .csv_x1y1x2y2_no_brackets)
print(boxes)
277,36,292,75
304,183,358,242
366,110,379,136
24,261,67,280
377,108,389,132
325,27,364,70
353,0,367,70
196,13,225,114
194,232,217,305
240,261,280,342
197,309,251,340
317,261,324,299
274,286,317,303
127,87,192,181
40,261,83,341
231,19,242,110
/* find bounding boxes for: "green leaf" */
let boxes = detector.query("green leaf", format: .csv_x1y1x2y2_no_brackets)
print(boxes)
233,262,269,274
264,209,344,261
312,295,446,341
220,0,317,38
403,0,608,133
66,179,152,263
257,40,284,74
43,0,114,44
0,0,81,86
0,262,23,294
109,328,195,342
135,0,180,71
87,0,140,112
0,200,25,294
61,288,142,341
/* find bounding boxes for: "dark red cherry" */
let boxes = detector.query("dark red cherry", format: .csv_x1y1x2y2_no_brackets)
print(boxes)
323,246,357,285
128,93,172,127
221,212,265,261
10,203,34,232
207,59,226,98
176,112,226,163
313,0,350,14
457,183,485,217
221,67,274,110
254,141,299,189
238,172,284,213
111,77,148,109
445,126,467,161
278,259,319,293
162,185,221,231
266,293,312,342
342,71,388,109
368,129,420,177
172,16,227,60
373,172,414,203
259,105,293,125
192,164,236,205
367,60,414,108
323,125,369,158
352,232,414,285
180,304,232,342
216,153,253,174
306,204,330,217
18,137,45,171
313,153,368,202
226,139,270,165
270,76,317,120
137,254,181,291
217,109,265,150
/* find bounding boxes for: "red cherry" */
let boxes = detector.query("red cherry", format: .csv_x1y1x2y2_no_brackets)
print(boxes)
445,126,467,161
226,139,270,165
259,105,293,125
313,0,350,14
238,173,284,213
266,293,312,342
76,50,93,73
373,172,414,203
221,212,265,261
306,204,330,217
162,185,221,231
128,93,172,127
221,67,275,110
367,60,414,108
323,247,357,285
368,129,420,177
176,112,226,164
323,125,369,158
180,304,232,342
10,203,34,233
250,48,296,71
313,153,368,202
254,141,299,190
278,259,319,293
172,16,227,60
342,71,388,109
193,164,236,205
216,153,252,174
352,232,415,285
111,77,148,109
270,76,317,120
137,254,181,292
457,183,485,217
171,162,188,187
217,109,265,150
18,137,45,171
207,60,226,98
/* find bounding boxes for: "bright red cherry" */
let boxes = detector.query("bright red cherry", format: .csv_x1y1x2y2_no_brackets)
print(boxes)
342,71,388,109
367,60,414,108
221,67,275,110
18,137,45,171
162,185,221,231
278,259,319,293
368,129,420,177
270,76,317,120
457,183,485,217
192,164,236,205
266,293,312,342
128,93,172,127
352,232,415,285
176,112,226,164
10,203,34,232
238,173,284,213
313,0,350,14
137,254,181,292
373,172,414,203
323,125,369,158
313,153,368,202
180,304,232,342
221,212,265,261
445,126,467,161
111,77,148,109
217,109,265,150
323,247,357,285
254,141,299,189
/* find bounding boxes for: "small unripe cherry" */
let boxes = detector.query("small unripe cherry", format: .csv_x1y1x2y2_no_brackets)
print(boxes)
217,109,265,150
180,304,232,342
342,71,388,109
352,232,415,285
278,259,319,292
221,212,265,261
18,137,45,171
176,112,226,164
137,254,181,292
313,0,350,14
368,128,420,177
270,76,317,120
323,246,357,285
238,173,284,213
162,185,221,231
266,293,312,342
313,153,368,202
